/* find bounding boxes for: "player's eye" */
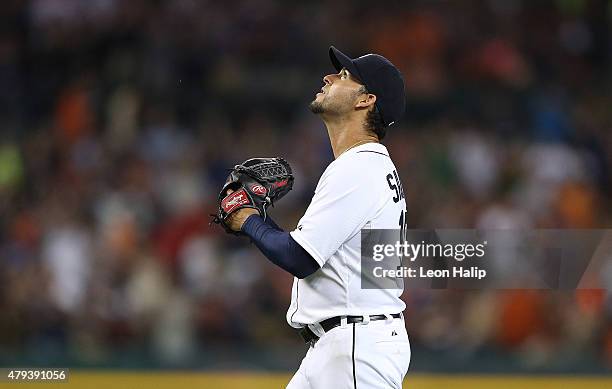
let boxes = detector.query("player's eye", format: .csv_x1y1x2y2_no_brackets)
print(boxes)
340,69,349,80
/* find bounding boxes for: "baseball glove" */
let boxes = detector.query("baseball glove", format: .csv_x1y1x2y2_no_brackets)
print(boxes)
211,157,294,235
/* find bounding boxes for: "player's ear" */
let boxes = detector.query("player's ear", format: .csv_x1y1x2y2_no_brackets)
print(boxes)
355,93,376,109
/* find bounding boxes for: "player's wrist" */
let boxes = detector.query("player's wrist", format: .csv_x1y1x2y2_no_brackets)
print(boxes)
238,209,260,231
240,212,264,236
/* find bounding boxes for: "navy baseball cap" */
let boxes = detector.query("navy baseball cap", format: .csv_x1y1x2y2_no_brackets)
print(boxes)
329,46,406,127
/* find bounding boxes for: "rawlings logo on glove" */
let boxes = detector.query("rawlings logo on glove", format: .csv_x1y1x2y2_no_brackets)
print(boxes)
221,189,251,213
250,184,267,196
210,157,294,235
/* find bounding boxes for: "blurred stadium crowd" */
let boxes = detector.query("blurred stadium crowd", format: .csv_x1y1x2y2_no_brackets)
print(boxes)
0,0,611,373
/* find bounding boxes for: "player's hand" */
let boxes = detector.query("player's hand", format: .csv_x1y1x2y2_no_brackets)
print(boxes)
225,189,260,231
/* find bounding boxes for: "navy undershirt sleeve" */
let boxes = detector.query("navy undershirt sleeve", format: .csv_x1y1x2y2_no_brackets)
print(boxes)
241,215,320,279
263,215,282,231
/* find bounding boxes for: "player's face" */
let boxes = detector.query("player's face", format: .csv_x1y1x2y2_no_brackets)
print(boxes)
309,68,364,115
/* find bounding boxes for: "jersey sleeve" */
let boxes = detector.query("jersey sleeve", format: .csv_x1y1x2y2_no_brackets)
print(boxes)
290,161,379,267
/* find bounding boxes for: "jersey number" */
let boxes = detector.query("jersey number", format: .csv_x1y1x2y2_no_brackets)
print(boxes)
398,209,407,259
396,209,408,288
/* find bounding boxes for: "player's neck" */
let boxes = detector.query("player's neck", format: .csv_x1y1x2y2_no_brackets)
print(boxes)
325,118,378,159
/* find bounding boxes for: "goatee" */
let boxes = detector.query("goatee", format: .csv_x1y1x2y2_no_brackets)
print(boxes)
309,100,324,114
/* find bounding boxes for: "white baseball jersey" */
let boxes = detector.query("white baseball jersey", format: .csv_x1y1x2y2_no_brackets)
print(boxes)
288,142,407,327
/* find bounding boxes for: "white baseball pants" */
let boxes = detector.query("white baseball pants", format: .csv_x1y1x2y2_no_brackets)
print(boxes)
286,316,410,388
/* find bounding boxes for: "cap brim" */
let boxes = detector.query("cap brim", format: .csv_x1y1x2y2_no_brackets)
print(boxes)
329,46,362,83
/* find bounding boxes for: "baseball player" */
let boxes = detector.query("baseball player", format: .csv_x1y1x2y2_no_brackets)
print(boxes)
224,46,409,388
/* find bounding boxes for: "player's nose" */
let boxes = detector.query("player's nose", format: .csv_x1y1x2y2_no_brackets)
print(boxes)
323,74,334,85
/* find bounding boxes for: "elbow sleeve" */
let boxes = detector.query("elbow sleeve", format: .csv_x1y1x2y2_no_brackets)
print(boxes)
242,215,320,278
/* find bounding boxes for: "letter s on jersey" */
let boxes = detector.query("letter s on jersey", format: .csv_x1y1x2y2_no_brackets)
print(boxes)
386,170,405,203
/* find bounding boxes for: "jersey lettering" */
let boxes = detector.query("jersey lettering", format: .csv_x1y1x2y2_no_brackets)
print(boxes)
386,170,405,203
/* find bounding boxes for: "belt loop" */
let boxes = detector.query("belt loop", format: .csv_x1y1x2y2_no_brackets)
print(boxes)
361,314,370,325
384,314,393,323
340,316,348,328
